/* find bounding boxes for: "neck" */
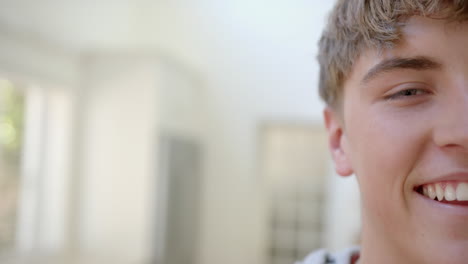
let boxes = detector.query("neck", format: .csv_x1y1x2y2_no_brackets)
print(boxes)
358,227,418,264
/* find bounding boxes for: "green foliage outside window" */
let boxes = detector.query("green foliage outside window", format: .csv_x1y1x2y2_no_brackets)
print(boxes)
0,78,24,251
0,79,24,163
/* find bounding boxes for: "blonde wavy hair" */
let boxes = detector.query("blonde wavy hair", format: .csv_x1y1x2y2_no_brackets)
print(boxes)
318,0,468,108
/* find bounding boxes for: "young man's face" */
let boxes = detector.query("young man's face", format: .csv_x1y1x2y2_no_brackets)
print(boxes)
326,17,468,263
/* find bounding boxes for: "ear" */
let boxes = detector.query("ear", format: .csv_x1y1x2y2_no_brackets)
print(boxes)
324,107,354,177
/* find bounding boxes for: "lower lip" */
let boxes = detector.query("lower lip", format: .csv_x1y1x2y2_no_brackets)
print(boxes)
414,191,468,216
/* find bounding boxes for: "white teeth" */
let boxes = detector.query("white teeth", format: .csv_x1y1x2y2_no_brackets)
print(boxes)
423,185,428,197
435,184,444,201
422,183,468,202
445,185,456,201
456,183,468,201
427,185,436,200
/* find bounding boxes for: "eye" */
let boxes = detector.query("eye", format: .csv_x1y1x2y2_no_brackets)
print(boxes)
385,88,430,100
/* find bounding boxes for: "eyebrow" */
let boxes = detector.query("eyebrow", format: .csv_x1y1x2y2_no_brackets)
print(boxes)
361,56,443,84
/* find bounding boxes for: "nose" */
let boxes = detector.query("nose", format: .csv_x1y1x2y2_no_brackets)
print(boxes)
433,91,468,151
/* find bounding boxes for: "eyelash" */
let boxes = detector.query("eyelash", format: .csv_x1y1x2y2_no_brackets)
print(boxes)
385,88,430,100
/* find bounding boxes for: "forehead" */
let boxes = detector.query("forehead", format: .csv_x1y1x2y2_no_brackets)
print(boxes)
344,16,468,91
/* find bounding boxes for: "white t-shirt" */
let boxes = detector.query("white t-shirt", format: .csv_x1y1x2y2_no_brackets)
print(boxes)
297,247,360,264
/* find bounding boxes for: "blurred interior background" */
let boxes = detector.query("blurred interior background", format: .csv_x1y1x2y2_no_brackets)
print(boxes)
0,1,361,263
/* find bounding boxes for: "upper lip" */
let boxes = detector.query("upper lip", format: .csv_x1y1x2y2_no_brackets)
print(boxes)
414,172,468,187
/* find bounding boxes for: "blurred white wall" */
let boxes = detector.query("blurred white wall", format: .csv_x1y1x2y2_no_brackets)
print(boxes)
76,53,208,263
0,1,361,264
78,55,161,262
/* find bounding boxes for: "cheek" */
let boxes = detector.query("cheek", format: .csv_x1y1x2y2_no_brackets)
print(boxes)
347,109,431,212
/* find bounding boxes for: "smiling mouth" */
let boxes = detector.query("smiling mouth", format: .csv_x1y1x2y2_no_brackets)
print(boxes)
415,182,468,205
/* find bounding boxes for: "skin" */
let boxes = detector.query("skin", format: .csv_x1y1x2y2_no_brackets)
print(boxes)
325,17,468,264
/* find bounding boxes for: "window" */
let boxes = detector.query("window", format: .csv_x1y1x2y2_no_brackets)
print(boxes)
0,76,72,258
0,79,24,252
260,124,328,264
